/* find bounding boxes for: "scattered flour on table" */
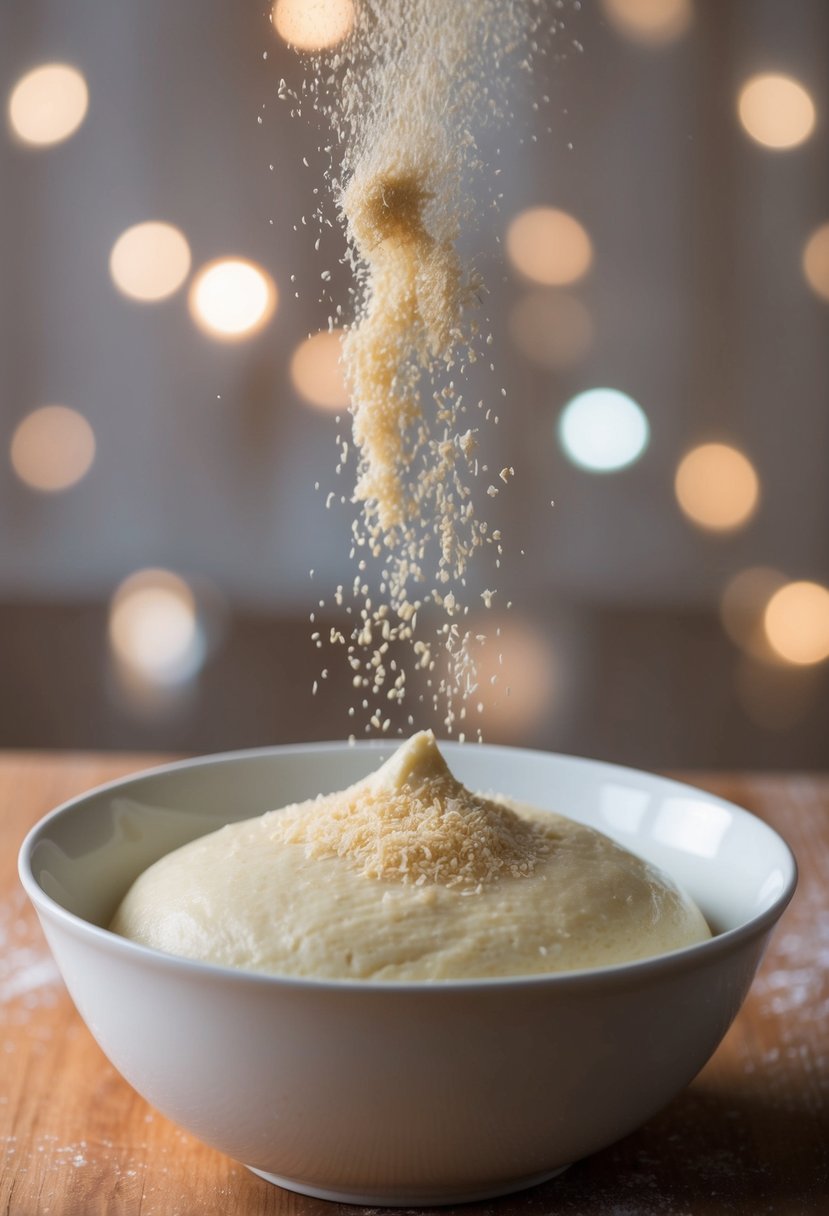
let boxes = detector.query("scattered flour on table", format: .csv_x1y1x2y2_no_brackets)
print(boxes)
752,885,829,1025
0,887,60,1011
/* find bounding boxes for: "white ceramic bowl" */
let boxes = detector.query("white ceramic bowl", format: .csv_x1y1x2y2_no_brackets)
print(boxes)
19,742,796,1206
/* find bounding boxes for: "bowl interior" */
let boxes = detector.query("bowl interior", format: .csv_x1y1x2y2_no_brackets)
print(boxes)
23,741,795,939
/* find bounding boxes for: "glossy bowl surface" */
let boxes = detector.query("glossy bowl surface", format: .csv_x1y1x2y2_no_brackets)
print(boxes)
19,741,796,1206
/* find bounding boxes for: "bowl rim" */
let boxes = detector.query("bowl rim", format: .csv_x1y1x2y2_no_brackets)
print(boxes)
18,739,798,994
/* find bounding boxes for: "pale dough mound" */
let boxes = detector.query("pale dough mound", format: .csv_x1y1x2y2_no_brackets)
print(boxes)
111,733,710,981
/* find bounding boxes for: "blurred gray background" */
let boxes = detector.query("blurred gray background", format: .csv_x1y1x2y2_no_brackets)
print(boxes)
1,0,827,767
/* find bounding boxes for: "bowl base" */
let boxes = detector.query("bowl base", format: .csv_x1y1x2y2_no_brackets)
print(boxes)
245,1163,570,1206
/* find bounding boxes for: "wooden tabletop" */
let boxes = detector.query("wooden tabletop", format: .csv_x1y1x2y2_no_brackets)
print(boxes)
1,754,827,1216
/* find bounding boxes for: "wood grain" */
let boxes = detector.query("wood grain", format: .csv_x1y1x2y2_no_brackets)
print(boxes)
1,756,827,1215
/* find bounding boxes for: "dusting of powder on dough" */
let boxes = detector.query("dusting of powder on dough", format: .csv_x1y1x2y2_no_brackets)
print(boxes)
272,731,552,888
111,734,712,982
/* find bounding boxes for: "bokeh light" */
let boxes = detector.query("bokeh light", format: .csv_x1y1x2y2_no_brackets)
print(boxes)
290,330,349,410
674,443,759,532
506,207,593,287
109,569,204,685
189,258,277,340
7,63,88,147
10,405,96,493
600,0,692,46
720,567,787,663
737,73,815,150
109,222,191,302
508,291,594,369
272,0,355,51
802,222,829,303
558,388,650,473
471,617,557,741
764,581,829,666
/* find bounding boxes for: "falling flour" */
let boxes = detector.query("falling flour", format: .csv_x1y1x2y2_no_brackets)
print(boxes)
285,0,560,736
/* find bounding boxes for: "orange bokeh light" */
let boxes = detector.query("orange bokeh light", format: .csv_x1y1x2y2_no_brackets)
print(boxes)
506,208,593,288
675,443,760,532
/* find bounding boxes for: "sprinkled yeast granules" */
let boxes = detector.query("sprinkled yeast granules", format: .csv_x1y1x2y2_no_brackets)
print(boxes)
287,0,556,737
273,730,551,890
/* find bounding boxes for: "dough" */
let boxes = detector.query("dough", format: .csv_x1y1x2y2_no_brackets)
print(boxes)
111,732,710,980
